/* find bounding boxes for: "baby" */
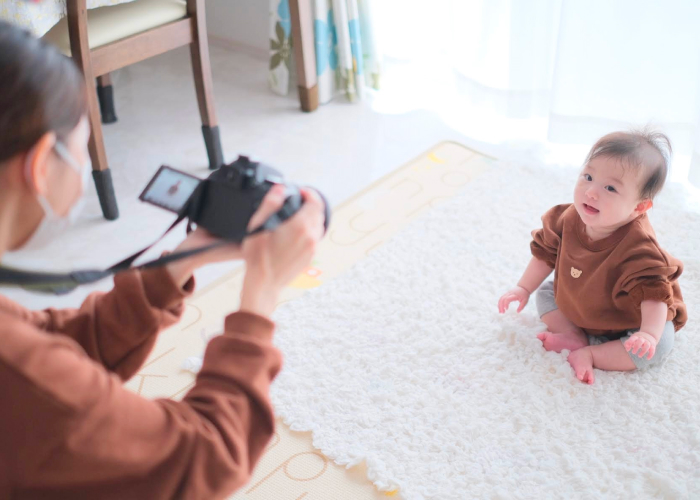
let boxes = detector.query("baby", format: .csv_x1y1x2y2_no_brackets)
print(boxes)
498,130,687,384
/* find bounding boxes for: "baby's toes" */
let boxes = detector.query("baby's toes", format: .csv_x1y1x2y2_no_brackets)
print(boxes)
574,365,593,384
567,349,594,384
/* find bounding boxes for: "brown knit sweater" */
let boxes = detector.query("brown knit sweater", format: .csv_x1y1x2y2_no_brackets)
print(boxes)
531,204,687,337
0,267,282,499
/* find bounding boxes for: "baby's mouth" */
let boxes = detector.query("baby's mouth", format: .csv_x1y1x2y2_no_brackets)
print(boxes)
583,203,599,214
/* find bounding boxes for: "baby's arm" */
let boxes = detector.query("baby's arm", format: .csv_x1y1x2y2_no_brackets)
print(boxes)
501,204,566,314
498,257,553,313
624,300,668,360
518,257,554,296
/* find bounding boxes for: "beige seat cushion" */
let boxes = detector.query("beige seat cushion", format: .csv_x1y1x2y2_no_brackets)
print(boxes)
42,0,187,56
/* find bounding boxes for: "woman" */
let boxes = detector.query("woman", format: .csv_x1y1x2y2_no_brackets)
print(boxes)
0,21,325,499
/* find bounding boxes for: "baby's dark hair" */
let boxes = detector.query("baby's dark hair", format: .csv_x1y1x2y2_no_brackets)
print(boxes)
0,20,87,164
584,128,672,200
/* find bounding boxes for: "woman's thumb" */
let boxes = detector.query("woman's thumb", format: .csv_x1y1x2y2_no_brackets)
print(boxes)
248,185,286,231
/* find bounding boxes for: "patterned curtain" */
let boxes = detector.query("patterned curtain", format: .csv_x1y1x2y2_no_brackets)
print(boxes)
269,0,380,105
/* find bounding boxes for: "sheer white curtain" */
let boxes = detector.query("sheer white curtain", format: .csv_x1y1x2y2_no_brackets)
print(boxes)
372,0,700,185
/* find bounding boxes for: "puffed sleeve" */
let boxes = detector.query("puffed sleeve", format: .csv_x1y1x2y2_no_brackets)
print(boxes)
619,259,682,309
530,204,569,269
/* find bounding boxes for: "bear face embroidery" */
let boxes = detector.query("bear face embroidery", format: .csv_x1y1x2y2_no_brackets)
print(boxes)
571,267,582,278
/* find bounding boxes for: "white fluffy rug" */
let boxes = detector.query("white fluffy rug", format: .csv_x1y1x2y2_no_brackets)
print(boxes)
270,161,700,500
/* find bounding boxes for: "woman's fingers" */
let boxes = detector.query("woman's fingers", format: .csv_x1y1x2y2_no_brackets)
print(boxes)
300,187,324,212
248,185,286,231
296,188,326,239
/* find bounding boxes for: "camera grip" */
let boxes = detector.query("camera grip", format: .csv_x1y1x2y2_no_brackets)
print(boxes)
250,187,331,237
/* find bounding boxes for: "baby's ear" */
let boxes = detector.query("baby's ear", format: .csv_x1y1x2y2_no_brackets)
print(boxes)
636,199,653,214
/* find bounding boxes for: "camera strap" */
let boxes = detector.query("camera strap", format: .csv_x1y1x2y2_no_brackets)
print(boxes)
0,188,294,295
0,214,225,295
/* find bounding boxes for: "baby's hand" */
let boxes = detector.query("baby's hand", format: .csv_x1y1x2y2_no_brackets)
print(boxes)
498,286,530,314
624,331,658,360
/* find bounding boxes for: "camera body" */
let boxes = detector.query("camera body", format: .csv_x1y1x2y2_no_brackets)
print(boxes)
140,155,330,243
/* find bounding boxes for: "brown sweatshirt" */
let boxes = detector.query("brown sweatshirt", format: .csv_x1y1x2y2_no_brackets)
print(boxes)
531,204,687,337
0,266,282,499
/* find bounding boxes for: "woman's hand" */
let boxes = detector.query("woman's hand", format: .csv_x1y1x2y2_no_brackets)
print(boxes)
498,286,531,313
166,229,242,289
624,331,658,360
239,185,325,317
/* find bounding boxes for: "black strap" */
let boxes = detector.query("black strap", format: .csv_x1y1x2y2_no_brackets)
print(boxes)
0,211,282,296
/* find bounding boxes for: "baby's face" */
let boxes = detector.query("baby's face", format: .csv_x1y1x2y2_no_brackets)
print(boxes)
573,156,647,232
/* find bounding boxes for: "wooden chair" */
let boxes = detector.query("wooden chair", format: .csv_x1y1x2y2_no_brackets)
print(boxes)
42,0,223,220
289,0,319,113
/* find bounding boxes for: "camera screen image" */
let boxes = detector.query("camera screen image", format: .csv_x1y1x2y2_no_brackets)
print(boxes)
140,166,201,213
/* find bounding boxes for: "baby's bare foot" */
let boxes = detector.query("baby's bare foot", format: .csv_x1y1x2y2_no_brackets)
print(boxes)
567,347,595,384
537,331,588,353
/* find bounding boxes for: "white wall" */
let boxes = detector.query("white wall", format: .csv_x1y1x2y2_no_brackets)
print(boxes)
205,0,269,57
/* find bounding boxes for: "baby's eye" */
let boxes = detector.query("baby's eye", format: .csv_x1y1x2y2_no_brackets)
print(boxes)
583,174,592,181
605,185,617,193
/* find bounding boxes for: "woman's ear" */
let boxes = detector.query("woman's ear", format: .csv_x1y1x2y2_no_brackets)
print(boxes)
635,199,653,214
25,132,56,196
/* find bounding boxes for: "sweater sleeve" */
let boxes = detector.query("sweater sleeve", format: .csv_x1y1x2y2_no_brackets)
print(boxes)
530,204,569,269
617,235,683,309
9,312,282,500
0,267,193,381
619,262,682,309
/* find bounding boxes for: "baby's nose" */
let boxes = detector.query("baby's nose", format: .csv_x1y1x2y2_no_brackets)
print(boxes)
585,187,598,200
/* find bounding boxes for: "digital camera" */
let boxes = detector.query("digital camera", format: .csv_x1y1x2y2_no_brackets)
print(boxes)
140,155,331,242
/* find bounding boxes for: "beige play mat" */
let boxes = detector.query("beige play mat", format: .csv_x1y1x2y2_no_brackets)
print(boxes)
124,141,493,499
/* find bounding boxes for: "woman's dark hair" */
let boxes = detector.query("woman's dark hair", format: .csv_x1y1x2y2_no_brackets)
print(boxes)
584,128,672,200
0,20,88,164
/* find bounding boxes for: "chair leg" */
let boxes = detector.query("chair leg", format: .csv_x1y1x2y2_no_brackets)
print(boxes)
67,0,119,220
88,99,119,220
97,73,118,124
201,125,223,170
87,78,119,219
92,169,118,220
289,0,319,112
188,0,224,170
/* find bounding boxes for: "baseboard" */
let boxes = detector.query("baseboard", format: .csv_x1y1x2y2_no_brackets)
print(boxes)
208,35,268,61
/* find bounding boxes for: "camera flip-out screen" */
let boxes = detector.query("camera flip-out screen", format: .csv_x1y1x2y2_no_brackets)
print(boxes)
139,166,201,213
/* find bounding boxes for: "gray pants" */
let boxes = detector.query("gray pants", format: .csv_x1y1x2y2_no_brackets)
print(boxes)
535,281,674,369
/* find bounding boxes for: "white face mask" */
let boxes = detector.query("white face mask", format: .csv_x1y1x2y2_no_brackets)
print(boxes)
17,141,91,252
